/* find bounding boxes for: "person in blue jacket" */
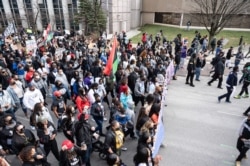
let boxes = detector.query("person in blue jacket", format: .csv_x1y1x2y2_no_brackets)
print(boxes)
218,66,238,103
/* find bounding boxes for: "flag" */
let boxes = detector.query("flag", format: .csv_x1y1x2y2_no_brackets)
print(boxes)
43,24,51,40
4,22,16,37
103,37,118,76
46,32,54,42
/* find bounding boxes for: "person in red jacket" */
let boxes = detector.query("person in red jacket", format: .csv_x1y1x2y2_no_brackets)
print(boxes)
141,33,147,46
25,66,35,84
75,88,90,114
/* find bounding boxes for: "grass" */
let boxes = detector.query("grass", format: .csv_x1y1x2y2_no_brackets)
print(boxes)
130,24,250,49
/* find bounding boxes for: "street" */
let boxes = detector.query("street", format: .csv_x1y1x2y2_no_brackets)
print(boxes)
6,58,250,166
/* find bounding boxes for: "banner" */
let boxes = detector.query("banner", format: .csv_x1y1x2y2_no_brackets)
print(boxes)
152,61,174,157
4,22,16,37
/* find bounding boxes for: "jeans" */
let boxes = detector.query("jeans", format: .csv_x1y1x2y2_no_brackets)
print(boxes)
82,144,92,166
93,116,104,135
218,86,233,102
195,67,201,80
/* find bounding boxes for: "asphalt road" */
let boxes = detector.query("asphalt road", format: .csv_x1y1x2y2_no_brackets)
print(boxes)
6,60,250,166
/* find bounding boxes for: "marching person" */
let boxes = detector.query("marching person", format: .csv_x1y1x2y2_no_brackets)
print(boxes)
51,91,66,132
36,117,60,161
235,113,250,166
59,139,87,166
218,66,238,103
61,105,77,143
7,77,27,117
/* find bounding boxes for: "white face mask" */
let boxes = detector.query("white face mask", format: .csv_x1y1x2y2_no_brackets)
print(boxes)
35,76,40,79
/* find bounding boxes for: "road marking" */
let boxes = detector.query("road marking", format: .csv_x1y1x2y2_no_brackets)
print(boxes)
222,160,235,165
217,111,243,117
220,144,235,150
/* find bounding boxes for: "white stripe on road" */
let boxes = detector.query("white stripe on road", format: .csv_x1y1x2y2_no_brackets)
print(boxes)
217,111,244,117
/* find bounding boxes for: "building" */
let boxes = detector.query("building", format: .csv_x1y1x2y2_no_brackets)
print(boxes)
141,0,250,28
0,0,142,34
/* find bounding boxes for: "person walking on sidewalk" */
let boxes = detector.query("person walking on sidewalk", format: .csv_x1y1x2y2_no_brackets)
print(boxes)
218,66,238,103
235,113,250,166
245,46,250,58
208,57,225,89
234,66,250,99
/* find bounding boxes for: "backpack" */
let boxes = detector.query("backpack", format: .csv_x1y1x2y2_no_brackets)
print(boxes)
114,130,124,149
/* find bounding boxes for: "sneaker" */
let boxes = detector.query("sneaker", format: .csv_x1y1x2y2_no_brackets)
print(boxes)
235,161,241,166
121,147,127,151
242,94,249,98
234,95,241,99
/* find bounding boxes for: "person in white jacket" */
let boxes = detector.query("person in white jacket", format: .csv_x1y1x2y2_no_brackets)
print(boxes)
23,83,44,112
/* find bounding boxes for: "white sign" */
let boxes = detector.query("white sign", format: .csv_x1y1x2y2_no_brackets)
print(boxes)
26,39,37,52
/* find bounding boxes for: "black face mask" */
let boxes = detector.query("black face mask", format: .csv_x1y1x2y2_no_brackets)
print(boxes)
6,119,13,125
19,128,25,134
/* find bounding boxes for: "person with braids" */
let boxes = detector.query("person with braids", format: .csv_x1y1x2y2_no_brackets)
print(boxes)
61,105,77,143
19,145,48,166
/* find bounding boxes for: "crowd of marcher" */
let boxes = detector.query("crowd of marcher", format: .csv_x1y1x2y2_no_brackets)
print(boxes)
0,26,250,166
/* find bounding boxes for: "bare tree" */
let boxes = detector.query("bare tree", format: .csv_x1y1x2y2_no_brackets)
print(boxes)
191,0,250,42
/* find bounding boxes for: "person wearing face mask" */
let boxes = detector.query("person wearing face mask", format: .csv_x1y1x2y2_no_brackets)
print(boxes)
91,93,105,136
25,66,35,84
19,145,49,166
75,88,90,114
0,69,11,90
104,120,125,156
74,113,95,166
218,66,238,103
235,114,250,166
12,122,36,155
61,105,77,143
0,115,16,154
36,117,60,161
30,102,54,128
59,139,87,166
7,77,26,117
72,77,84,98
134,75,146,107
51,91,66,132
31,72,48,103
55,68,69,88
0,84,16,120
52,80,70,104
87,83,98,104
23,83,44,118
107,153,127,166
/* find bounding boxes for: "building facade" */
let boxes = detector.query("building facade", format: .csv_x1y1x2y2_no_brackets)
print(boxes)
0,0,142,34
141,0,250,28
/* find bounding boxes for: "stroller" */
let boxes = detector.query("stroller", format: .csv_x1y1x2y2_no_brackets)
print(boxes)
91,134,107,160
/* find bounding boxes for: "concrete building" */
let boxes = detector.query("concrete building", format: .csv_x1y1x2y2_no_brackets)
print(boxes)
0,0,142,34
141,0,250,28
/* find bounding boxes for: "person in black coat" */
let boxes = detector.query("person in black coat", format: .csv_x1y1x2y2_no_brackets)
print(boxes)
59,139,86,166
218,66,238,103
185,53,196,87
19,145,49,166
235,114,250,166
36,117,60,161
12,122,36,155
208,57,225,89
74,113,95,166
